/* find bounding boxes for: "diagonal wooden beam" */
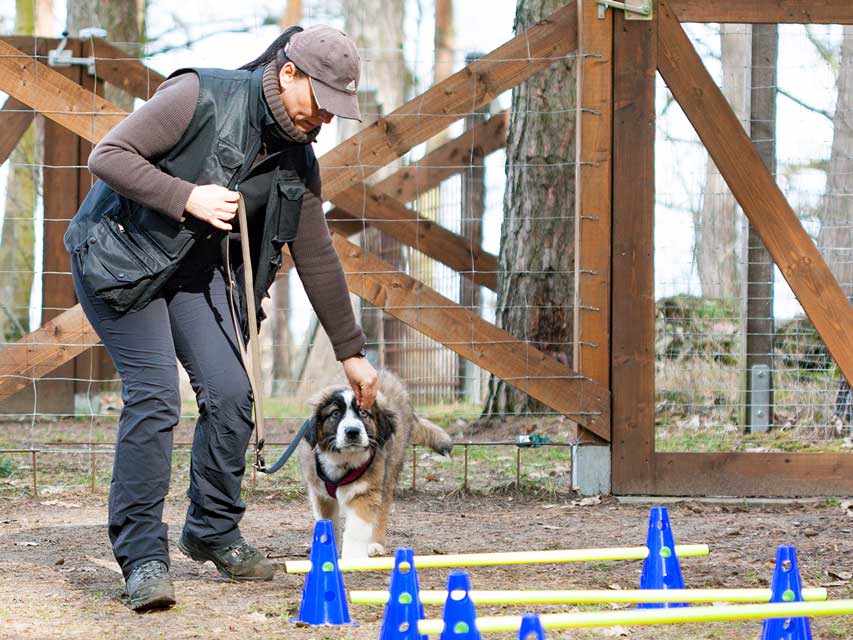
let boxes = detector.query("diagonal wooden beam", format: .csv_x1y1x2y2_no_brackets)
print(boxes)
2,37,167,101
318,1,578,200
374,111,508,203
326,232,610,439
0,97,34,165
325,113,508,291
0,306,100,402
657,0,853,386
0,40,125,143
326,112,508,291
669,0,853,24
327,186,498,290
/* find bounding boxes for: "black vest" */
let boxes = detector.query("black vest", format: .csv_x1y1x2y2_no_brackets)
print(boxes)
64,66,315,319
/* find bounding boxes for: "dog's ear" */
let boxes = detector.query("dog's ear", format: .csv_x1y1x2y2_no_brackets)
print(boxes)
375,406,396,445
302,415,318,448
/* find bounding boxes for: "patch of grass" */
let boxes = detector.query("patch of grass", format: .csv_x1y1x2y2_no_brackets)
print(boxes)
0,457,16,477
416,403,482,428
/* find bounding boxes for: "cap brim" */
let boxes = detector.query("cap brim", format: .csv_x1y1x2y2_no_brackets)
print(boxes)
310,76,362,122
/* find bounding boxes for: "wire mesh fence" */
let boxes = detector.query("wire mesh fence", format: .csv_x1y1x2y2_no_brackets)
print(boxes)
0,0,591,495
655,23,853,452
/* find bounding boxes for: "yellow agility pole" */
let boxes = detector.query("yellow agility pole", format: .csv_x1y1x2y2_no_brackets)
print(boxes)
350,587,828,606
417,599,853,635
284,544,710,574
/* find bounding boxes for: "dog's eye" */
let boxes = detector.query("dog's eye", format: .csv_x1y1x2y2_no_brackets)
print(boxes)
330,409,341,419
358,408,369,419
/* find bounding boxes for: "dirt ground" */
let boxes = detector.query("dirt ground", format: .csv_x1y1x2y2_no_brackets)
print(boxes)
2,490,853,640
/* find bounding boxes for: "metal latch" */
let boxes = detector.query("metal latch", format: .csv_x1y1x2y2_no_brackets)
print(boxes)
596,0,653,20
48,28,107,75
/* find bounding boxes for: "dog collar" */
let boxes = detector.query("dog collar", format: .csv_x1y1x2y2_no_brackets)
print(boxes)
315,450,376,499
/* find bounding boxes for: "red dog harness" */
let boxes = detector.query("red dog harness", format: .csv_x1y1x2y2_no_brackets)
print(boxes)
315,451,376,499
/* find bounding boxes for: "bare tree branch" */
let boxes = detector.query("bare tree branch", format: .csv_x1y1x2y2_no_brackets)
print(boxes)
778,87,833,122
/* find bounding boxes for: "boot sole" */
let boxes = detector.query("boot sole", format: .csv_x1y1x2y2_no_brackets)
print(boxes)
177,537,273,582
129,587,176,612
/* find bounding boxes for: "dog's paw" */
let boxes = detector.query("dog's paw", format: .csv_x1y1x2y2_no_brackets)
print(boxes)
367,542,386,557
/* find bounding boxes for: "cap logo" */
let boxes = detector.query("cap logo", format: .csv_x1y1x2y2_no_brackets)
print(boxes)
346,80,356,92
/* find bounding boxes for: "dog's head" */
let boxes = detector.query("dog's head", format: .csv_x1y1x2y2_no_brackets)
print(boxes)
305,387,395,454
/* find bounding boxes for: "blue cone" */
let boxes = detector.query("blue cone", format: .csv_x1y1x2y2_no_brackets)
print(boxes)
760,546,813,640
638,506,687,608
440,571,480,640
379,548,427,640
296,519,350,625
518,612,546,639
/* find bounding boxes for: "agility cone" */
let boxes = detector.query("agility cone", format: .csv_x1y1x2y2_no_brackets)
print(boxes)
296,520,350,625
440,571,480,640
517,612,546,639
379,548,427,640
638,506,687,608
760,546,813,640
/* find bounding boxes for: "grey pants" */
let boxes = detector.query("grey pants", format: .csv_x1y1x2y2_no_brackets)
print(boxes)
71,259,254,578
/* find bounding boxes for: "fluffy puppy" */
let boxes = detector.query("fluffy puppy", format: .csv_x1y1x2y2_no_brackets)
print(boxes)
297,370,452,558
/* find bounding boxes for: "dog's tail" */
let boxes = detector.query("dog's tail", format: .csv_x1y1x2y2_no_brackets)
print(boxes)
413,417,453,456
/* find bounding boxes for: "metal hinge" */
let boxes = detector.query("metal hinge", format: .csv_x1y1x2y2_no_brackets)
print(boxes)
48,28,107,75
596,0,653,20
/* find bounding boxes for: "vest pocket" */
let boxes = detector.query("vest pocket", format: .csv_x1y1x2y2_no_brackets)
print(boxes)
272,171,305,244
81,216,158,296
120,198,196,261
216,138,244,186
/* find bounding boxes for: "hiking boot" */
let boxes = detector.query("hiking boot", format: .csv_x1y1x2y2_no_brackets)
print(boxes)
177,531,274,582
125,560,176,612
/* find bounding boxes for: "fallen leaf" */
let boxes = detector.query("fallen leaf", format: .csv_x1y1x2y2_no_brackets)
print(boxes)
571,496,602,507
242,612,267,624
87,557,123,574
828,570,852,581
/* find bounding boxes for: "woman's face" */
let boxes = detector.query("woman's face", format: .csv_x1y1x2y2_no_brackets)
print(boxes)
279,62,334,133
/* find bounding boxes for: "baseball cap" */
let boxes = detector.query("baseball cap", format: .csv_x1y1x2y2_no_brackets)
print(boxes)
285,25,362,121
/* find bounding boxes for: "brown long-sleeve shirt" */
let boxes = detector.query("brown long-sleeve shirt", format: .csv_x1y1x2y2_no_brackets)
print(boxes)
87,68,365,361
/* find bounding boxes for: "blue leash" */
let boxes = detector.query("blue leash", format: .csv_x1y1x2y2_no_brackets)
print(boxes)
256,418,312,474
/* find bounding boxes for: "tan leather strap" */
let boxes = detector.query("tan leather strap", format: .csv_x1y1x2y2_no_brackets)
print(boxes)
223,193,266,471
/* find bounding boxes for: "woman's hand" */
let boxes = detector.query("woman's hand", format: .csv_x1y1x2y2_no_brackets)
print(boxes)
185,185,239,231
342,355,378,409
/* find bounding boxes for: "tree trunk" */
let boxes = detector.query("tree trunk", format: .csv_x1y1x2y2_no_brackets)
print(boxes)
694,24,751,301
822,27,853,424
819,26,853,301
0,0,47,341
483,0,577,417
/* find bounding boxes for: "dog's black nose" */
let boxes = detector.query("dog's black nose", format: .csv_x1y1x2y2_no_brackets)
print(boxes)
345,426,361,440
